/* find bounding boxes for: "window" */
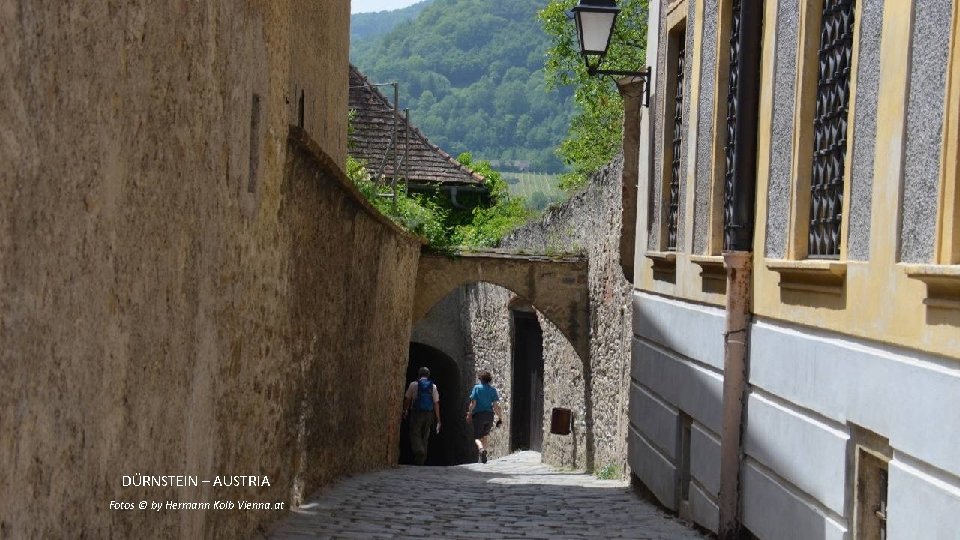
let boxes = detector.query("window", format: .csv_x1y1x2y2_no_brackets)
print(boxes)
721,0,763,252
297,89,305,129
854,450,888,539
247,94,262,194
722,0,742,252
850,431,890,540
665,24,687,252
808,0,856,258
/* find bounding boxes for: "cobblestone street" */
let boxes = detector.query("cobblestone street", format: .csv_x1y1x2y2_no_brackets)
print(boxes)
267,452,707,539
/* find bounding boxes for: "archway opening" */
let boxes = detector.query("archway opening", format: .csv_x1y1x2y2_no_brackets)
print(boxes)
400,343,468,466
510,308,545,452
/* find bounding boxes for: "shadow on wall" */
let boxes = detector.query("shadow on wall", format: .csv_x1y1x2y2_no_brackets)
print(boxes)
630,298,839,540
400,343,471,466
629,300,727,532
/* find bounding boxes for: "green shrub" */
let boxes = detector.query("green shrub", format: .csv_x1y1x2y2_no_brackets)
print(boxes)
347,156,450,247
346,155,532,249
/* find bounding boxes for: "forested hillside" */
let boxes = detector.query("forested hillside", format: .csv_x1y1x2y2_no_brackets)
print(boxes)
350,1,434,42
350,0,574,172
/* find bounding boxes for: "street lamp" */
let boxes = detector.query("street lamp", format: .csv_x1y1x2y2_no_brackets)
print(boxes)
571,0,651,107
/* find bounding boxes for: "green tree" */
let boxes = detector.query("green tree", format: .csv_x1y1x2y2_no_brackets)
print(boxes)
450,153,532,247
529,191,550,211
539,0,648,190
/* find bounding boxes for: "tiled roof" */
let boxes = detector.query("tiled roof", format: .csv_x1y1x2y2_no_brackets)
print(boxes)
348,65,486,187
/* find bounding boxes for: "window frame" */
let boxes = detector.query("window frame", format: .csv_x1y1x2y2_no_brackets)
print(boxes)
705,0,736,256
786,0,864,261
659,7,689,253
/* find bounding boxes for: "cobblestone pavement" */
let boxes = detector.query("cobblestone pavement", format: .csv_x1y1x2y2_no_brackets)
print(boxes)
267,451,707,539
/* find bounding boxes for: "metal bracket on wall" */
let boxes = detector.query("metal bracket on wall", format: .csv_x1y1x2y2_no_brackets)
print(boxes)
590,65,652,108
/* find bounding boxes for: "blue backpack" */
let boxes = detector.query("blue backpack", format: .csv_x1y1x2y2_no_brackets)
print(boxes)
416,379,434,411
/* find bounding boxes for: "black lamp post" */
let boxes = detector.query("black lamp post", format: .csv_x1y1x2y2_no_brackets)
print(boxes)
571,0,650,107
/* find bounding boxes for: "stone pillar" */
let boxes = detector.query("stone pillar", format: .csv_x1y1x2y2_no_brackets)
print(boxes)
617,79,645,283
718,251,752,539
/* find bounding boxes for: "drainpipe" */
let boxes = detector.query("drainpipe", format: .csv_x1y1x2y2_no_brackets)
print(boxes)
718,2,763,538
718,252,751,539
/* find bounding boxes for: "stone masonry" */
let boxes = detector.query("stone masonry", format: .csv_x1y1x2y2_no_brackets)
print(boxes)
464,156,633,474
0,3,424,538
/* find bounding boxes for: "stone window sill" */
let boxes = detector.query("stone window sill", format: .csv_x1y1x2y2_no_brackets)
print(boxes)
690,255,727,294
766,259,847,295
903,264,960,310
645,251,678,283
689,255,726,276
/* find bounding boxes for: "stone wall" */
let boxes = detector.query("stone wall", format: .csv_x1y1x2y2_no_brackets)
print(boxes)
0,2,421,538
461,282,517,460
464,156,633,474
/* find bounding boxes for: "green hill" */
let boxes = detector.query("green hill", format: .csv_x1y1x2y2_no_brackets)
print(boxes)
350,0,574,173
350,1,434,42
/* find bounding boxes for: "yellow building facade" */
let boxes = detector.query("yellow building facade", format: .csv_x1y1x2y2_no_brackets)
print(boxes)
628,0,960,538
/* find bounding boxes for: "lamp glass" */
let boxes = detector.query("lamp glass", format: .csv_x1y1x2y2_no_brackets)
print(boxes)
576,10,617,54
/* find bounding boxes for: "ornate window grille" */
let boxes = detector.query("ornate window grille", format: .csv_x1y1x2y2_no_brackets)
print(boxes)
667,37,685,251
721,0,763,253
809,0,855,257
722,0,742,251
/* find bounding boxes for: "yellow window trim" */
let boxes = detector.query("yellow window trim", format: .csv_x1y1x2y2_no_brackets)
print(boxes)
689,254,727,293
666,0,687,18
903,264,960,310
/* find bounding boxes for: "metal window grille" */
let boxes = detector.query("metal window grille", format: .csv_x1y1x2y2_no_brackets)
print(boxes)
809,0,855,257
720,0,763,253
722,0,742,251
667,36,685,251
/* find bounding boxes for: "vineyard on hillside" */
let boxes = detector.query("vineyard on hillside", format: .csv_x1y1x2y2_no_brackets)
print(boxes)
501,172,565,211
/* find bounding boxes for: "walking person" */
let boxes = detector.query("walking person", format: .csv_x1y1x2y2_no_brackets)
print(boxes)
466,370,503,464
403,367,441,465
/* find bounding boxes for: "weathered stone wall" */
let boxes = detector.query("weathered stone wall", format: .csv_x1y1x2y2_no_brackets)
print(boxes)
464,156,633,474
462,282,517,460
0,2,420,538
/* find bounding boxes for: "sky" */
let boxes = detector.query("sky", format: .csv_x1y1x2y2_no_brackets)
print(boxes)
351,0,424,14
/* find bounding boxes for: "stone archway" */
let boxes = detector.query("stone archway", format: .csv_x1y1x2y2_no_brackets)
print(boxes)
413,250,590,362
413,250,594,468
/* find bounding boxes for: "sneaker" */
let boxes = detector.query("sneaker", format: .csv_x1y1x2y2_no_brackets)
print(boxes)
480,449,487,464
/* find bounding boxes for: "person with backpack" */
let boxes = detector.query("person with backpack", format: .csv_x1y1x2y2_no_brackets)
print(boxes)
403,367,441,465
466,370,503,464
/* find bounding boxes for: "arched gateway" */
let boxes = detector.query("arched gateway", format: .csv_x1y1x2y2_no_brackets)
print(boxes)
413,249,591,363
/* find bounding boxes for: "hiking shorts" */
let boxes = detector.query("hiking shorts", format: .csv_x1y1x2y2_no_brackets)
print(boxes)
472,411,495,439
